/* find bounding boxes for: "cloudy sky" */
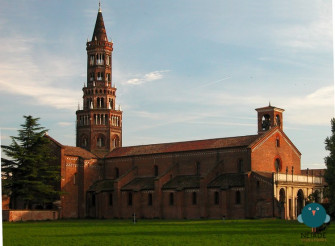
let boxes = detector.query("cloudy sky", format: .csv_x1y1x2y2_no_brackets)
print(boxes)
0,0,333,169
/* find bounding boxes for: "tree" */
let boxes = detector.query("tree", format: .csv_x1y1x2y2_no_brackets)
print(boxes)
324,118,335,216
1,115,60,209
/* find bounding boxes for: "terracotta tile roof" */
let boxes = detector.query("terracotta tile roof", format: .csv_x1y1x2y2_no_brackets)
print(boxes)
208,173,245,189
44,135,98,159
251,172,273,185
106,135,260,158
252,171,273,179
44,134,63,148
162,176,200,190
255,105,284,112
121,177,155,191
64,146,97,159
88,179,114,192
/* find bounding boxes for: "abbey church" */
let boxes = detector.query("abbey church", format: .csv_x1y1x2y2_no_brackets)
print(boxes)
46,7,326,220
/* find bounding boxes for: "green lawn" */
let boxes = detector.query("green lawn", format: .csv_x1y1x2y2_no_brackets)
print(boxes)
2,219,334,246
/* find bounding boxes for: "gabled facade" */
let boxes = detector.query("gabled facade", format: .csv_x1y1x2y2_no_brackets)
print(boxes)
45,5,326,220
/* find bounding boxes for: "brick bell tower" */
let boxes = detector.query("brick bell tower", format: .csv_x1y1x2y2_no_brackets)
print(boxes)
255,103,284,134
76,4,122,155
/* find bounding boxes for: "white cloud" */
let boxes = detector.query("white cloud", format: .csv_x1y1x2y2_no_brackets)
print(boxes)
57,122,73,127
283,86,334,126
137,82,333,127
0,135,10,141
126,70,169,85
276,21,332,51
0,35,81,110
274,2,332,51
0,127,17,131
206,86,334,126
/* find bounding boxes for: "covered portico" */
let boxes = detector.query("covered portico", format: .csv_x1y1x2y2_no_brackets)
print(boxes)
274,172,324,220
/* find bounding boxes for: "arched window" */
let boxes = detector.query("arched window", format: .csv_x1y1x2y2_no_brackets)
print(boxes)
109,193,113,206
89,55,95,66
81,136,88,147
196,162,200,176
169,193,174,206
101,98,104,108
279,188,285,203
214,191,219,205
86,99,90,109
154,165,158,177
97,135,105,148
275,115,281,127
92,194,96,206
97,98,100,108
148,194,153,206
115,167,119,178
276,137,280,147
128,192,132,206
235,191,241,204
297,189,304,215
112,135,120,148
262,114,271,130
238,159,243,173
192,192,197,205
274,158,282,172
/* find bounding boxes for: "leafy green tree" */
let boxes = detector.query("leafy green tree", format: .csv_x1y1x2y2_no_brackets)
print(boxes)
306,190,320,204
324,118,335,216
1,116,60,209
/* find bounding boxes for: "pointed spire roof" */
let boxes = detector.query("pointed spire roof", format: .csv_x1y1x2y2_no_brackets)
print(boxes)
92,4,107,41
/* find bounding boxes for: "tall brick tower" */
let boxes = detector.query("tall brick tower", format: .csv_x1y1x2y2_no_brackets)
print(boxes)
76,4,122,155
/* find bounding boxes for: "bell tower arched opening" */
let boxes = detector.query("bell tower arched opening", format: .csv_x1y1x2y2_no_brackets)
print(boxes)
255,105,284,134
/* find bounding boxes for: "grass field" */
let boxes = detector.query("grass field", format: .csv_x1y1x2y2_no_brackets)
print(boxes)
2,219,334,246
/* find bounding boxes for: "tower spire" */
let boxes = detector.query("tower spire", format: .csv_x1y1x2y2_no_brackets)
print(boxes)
92,2,107,41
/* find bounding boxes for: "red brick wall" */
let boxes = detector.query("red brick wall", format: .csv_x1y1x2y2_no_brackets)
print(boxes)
251,131,301,174
3,210,59,222
246,173,274,218
207,189,226,218
65,133,301,220
2,195,10,210
61,156,99,219
82,159,100,217
61,156,79,218
93,148,253,219
226,189,245,219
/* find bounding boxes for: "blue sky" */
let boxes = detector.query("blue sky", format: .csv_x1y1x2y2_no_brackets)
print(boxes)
0,0,333,169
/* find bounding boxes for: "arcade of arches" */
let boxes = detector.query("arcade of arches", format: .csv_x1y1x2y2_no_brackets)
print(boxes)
275,177,324,220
